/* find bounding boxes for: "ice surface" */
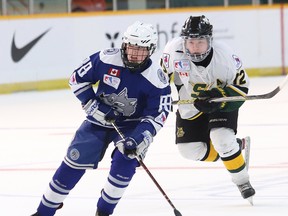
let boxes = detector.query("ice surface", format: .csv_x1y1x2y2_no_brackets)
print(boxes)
0,76,287,216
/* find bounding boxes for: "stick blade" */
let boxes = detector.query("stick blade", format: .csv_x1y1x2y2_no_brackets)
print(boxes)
174,209,182,216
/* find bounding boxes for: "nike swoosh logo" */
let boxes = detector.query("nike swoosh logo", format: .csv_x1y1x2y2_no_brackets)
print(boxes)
11,28,51,62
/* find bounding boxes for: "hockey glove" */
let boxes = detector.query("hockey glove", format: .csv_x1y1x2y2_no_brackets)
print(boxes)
116,130,153,160
83,99,120,125
194,86,248,113
194,87,226,113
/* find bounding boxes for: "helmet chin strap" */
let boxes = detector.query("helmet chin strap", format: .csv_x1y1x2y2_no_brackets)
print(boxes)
126,58,150,72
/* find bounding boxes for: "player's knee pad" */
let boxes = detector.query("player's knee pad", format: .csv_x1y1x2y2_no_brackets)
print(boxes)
177,142,208,161
210,127,240,157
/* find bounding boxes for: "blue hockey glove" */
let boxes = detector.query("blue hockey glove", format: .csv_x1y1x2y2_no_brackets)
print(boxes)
83,99,120,125
116,130,153,160
194,87,226,113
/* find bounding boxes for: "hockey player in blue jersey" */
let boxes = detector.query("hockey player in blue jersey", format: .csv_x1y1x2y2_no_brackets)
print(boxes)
31,21,171,216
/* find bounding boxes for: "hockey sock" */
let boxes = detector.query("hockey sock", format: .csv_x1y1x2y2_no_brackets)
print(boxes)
201,141,220,162
37,162,85,216
221,149,246,173
97,149,138,215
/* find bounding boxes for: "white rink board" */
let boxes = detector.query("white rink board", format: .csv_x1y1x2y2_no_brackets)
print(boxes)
0,6,287,85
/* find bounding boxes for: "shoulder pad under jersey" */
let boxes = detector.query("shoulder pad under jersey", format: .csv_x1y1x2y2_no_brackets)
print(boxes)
141,62,169,89
162,37,185,72
99,48,124,67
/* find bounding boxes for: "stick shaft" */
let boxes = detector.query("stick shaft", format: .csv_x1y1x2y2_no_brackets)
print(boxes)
173,74,288,104
111,122,181,214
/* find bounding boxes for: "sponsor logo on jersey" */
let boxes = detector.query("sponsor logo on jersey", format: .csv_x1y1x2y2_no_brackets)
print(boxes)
162,53,170,68
69,72,77,85
103,48,119,55
103,74,120,89
232,54,242,69
108,68,120,77
157,69,168,84
155,111,167,126
176,127,185,138
174,59,190,71
69,148,80,160
11,28,51,62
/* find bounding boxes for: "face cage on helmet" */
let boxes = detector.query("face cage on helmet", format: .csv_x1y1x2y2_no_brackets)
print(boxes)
121,43,156,71
182,35,212,63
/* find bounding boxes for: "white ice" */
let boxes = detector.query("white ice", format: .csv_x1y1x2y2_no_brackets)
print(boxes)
0,76,288,216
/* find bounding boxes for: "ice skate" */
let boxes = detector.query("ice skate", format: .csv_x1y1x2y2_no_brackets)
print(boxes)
236,137,255,205
31,203,63,216
96,209,110,216
237,136,251,170
237,181,255,205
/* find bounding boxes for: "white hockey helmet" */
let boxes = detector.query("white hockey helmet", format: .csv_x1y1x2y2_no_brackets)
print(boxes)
121,21,158,71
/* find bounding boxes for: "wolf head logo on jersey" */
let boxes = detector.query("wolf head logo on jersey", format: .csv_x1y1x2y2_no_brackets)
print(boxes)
100,88,137,116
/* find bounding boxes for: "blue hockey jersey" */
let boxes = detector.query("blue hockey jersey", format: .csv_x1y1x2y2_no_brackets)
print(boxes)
69,48,172,137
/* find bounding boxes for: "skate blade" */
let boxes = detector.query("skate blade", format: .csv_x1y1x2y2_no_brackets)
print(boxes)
244,136,251,171
246,196,254,206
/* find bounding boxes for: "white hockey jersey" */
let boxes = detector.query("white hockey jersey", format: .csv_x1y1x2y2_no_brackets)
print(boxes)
161,37,250,119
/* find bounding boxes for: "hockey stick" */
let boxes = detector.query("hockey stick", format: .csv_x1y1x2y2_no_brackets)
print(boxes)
111,122,182,216
173,74,288,105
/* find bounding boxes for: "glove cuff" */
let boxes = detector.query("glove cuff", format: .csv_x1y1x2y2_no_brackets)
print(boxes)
83,99,99,116
132,130,153,146
216,87,227,97
83,99,113,125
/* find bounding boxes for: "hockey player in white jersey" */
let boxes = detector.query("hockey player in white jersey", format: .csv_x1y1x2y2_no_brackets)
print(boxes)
31,21,171,216
160,15,255,203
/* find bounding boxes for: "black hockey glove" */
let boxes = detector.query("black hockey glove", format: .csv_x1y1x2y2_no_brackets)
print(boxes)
194,88,226,113
194,86,248,113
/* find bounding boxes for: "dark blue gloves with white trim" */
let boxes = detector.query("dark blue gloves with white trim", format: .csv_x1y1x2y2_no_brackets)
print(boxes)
116,130,153,160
